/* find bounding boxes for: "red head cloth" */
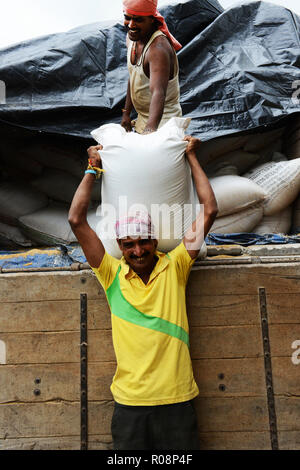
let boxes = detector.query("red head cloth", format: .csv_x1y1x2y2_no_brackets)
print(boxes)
115,211,156,240
123,0,182,51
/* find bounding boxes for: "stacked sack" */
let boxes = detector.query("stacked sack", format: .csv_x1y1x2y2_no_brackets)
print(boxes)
197,127,283,234
0,137,100,247
199,119,300,235
2,113,300,249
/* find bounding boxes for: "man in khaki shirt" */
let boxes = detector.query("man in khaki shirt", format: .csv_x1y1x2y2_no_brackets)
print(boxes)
121,0,182,135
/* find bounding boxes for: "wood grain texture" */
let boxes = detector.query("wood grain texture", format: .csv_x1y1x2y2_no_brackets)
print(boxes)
193,358,266,397
0,401,114,439
194,396,269,432
0,363,116,403
198,431,271,450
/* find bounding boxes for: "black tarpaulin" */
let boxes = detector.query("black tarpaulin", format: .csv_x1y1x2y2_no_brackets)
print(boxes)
178,0,300,140
0,0,223,139
0,0,300,141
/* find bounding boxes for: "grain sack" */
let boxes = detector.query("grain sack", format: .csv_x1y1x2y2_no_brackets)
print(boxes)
31,168,101,203
212,165,239,177
0,182,48,226
243,127,284,152
204,150,260,177
21,143,85,179
252,206,292,235
210,205,264,234
244,158,300,215
0,221,33,248
256,138,283,165
197,135,249,166
209,175,266,217
19,203,99,246
91,117,205,258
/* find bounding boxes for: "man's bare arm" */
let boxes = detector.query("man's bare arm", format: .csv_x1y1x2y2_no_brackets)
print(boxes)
121,79,134,132
143,38,172,134
183,137,218,260
68,146,105,269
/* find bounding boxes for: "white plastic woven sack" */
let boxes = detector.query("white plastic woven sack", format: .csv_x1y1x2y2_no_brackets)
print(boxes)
204,150,260,177
252,206,292,235
244,158,300,215
0,182,48,226
91,117,205,258
209,175,266,218
197,135,249,166
19,203,98,246
210,205,264,234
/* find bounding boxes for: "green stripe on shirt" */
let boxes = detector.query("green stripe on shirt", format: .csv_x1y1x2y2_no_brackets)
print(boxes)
106,267,190,347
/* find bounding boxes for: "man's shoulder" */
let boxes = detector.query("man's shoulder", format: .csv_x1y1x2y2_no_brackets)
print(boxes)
149,33,174,53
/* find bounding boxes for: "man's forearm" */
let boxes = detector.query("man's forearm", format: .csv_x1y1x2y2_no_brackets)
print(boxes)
187,150,218,233
124,79,133,115
68,174,95,227
144,88,166,132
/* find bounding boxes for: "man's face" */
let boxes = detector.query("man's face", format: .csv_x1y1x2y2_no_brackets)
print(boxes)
118,237,158,273
124,14,156,42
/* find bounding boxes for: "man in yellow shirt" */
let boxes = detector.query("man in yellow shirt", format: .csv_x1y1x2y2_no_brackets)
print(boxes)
68,137,218,450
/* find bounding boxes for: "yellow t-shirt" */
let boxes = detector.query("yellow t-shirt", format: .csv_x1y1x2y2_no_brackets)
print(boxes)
92,242,199,406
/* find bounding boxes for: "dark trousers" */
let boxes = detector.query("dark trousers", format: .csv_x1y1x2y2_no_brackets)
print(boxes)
111,400,200,451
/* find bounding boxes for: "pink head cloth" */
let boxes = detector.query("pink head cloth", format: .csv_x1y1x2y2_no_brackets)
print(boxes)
123,0,182,51
115,211,156,240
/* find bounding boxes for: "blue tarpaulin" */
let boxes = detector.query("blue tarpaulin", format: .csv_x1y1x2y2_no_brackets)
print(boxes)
1,234,300,269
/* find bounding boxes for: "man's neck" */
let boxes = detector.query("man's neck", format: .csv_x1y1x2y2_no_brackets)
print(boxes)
132,255,159,285
137,27,157,46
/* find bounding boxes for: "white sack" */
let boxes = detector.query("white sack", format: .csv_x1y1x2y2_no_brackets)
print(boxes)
31,168,101,203
244,158,300,215
91,117,205,258
210,205,264,234
19,203,99,246
209,175,266,218
197,135,249,165
252,206,292,235
0,182,48,226
204,150,260,177
0,221,33,248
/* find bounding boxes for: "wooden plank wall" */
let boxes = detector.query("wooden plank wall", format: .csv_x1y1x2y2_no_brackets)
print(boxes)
0,261,300,450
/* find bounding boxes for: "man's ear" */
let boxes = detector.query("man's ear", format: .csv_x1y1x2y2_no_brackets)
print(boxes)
154,239,158,250
117,239,122,250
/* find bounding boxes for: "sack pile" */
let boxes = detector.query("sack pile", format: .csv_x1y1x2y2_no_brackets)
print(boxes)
2,114,300,250
202,118,300,235
0,138,101,248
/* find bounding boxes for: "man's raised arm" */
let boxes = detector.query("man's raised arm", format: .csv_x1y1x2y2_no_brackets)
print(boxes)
68,146,105,269
183,136,218,260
